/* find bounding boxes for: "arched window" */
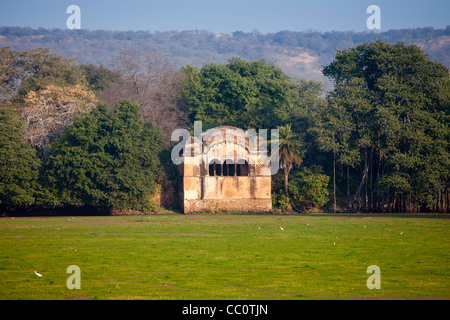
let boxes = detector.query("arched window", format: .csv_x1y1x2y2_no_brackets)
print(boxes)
237,160,249,176
222,160,228,176
209,159,221,176
209,159,248,177
223,159,235,176
216,162,221,176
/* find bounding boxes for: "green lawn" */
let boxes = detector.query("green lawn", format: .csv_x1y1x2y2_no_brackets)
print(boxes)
0,214,449,299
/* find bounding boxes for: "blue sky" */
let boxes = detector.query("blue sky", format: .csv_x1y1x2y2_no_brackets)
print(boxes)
0,0,448,33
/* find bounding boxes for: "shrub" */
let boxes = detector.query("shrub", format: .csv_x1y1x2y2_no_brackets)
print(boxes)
45,101,163,211
289,166,330,210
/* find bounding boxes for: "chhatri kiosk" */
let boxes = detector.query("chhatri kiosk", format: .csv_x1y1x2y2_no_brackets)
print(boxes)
179,126,272,213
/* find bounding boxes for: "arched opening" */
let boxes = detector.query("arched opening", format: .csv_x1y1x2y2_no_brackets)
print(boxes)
215,162,221,176
209,159,221,176
237,160,249,176
223,159,235,176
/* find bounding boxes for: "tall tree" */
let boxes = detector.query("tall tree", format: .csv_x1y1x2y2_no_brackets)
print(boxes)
79,64,121,91
322,40,450,212
0,47,97,153
276,124,305,199
0,107,41,208
21,84,97,151
183,57,300,130
98,49,189,144
45,101,163,211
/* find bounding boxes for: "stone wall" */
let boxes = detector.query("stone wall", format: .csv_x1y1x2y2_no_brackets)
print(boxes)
181,176,272,213
183,198,272,213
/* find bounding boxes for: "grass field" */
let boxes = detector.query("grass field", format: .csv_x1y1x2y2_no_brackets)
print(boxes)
0,214,449,300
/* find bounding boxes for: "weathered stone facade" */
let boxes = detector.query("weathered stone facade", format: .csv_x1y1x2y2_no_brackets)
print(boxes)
180,126,272,213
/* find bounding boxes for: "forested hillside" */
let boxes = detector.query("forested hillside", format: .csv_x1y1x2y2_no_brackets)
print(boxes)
1,26,449,90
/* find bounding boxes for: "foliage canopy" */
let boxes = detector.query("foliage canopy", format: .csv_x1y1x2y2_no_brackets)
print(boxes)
45,101,163,211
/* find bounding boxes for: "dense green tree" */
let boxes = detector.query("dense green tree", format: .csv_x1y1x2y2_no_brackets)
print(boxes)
321,40,450,212
45,101,163,211
289,166,330,211
310,77,370,211
79,64,120,91
183,57,300,130
12,48,87,99
0,107,41,208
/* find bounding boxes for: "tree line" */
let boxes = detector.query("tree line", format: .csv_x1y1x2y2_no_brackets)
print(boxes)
0,40,449,214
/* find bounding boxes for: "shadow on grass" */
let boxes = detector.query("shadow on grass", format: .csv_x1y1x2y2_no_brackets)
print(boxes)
1,205,112,217
2,205,449,218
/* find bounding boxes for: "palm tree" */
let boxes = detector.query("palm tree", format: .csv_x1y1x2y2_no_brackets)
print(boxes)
273,124,304,199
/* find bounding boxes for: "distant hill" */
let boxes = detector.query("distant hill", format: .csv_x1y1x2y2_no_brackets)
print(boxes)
1,26,449,90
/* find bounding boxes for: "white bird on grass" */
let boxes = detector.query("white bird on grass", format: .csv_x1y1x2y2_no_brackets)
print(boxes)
280,227,284,231
34,271,42,277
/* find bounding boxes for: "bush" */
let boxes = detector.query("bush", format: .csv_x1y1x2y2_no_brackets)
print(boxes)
45,101,163,211
0,107,41,208
289,166,330,210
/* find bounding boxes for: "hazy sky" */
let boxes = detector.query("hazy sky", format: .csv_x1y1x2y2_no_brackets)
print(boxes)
0,0,448,33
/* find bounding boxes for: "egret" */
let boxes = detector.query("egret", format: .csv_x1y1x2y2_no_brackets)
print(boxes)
280,227,284,231
34,271,42,277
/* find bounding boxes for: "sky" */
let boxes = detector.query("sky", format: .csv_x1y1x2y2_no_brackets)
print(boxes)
0,0,448,34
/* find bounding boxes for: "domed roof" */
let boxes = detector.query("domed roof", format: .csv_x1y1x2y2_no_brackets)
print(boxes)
202,126,248,147
182,126,268,157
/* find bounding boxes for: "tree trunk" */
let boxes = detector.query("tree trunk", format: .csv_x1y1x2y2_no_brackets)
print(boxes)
364,168,368,210
370,149,373,210
333,153,336,213
284,167,290,199
350,150,369,209
347,165,350,201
